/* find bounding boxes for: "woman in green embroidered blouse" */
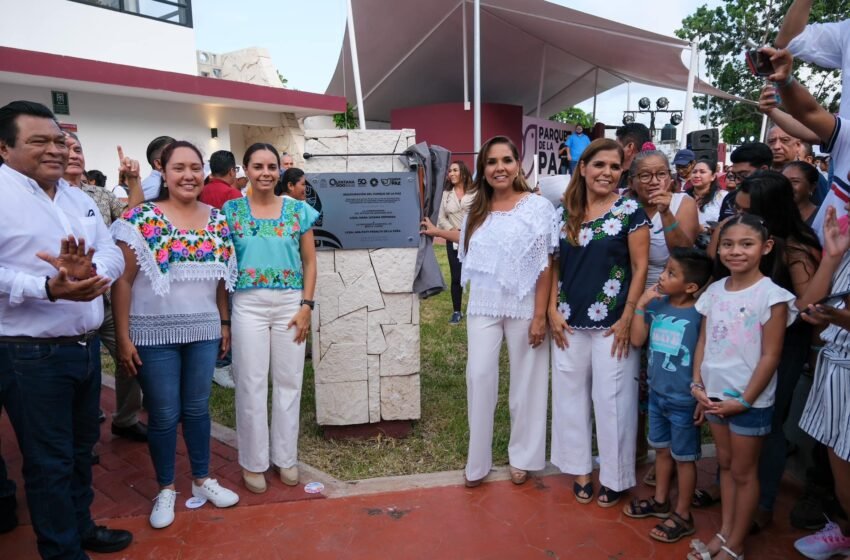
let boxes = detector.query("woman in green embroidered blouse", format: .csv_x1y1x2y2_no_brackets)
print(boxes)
222,143,318,494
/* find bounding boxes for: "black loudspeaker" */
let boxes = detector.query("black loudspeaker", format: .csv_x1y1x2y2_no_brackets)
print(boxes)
660,124,677,142
687,128,719,150
693,149,717,165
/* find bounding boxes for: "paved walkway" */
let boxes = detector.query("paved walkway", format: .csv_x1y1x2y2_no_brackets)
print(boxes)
0,385,808,559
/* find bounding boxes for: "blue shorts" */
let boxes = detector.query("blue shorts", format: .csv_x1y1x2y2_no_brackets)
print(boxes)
705,403,773,437
647,390,701,462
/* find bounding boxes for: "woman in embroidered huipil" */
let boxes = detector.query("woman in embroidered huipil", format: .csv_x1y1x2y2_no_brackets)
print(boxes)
422,136,557,487
549,138,650,508
111,141,240,530
222,143,318,494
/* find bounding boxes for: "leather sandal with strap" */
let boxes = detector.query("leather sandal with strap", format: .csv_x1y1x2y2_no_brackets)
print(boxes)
623,497,671,519
649,512,695,543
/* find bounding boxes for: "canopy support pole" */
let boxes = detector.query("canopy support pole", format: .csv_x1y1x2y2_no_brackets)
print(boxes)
681,41,698,147
474,0,481,153
463,1,470,110
591,68,599,122
535,44,547,118
346,0,367,129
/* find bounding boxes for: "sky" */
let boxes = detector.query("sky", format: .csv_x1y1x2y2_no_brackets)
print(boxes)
194,0,724,132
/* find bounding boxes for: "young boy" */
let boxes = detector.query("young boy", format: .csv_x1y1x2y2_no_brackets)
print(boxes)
624,247,713,543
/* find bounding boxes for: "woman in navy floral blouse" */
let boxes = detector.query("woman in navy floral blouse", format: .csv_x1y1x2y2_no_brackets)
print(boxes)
548,138,650,508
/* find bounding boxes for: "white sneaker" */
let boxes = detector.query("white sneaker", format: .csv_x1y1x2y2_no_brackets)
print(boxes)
794,520,850,560
192,478,239,508
212,366,235,389
150,489,177,529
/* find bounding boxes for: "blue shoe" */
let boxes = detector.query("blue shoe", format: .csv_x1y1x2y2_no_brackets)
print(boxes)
449,312,463,325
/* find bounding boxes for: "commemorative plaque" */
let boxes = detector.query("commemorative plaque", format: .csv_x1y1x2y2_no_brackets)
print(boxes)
305,172,420,250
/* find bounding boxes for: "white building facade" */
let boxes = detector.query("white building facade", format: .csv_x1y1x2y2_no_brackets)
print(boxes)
0,0,344,180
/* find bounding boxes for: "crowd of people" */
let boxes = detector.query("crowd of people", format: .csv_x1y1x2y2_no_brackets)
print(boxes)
0,100,318,558
1,2,850,559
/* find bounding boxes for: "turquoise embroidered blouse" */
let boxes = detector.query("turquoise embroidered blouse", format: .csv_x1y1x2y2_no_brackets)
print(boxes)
223,196,319,290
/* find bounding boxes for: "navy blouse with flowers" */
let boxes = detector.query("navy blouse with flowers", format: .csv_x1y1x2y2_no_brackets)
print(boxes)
557,196,649,329
222,196,319,290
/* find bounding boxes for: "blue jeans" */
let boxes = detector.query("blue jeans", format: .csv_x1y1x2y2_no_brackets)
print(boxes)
0,387,16,502
647,390,701,462
136,339,219,486
0,339,101,560
569,160,579,174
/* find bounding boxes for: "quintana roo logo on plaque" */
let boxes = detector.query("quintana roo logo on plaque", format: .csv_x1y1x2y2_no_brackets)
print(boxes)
306,172,421,250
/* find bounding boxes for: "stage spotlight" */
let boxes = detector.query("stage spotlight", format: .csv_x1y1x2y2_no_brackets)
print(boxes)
638,97,651,110
669,112,683,126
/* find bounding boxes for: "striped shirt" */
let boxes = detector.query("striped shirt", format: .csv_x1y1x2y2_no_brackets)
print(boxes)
821,251,850,353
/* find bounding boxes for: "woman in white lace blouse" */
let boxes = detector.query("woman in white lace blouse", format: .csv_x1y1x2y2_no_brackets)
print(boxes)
423,136,557,487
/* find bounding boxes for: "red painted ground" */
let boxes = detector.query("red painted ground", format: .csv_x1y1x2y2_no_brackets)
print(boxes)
0,387,808,559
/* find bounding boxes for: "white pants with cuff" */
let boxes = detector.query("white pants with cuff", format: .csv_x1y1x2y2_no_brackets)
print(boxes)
233,288,305,473
550,329,639,492
465,314,549,481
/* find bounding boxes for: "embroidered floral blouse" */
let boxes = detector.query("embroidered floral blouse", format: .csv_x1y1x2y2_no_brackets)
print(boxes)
222,196,319,290
110,202,237,346
556,196,650,329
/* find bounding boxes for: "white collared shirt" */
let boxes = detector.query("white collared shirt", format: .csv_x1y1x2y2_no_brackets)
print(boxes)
141,170,162,201
0,164,124,337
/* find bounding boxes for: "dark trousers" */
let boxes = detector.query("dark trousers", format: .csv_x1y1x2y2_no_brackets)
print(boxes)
446,242,463,313
0,339,101,560
758,322,809,511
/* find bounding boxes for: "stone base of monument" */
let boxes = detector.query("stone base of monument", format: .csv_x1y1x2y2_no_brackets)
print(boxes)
322,420,413,441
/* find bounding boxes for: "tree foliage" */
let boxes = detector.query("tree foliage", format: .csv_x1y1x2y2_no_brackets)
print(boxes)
550,107,595,129
333,102,359,130
277,70,289,88
676,0,847,144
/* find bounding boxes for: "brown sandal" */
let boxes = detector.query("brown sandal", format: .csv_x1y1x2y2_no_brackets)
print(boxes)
509,466,528,485
649,512,695,543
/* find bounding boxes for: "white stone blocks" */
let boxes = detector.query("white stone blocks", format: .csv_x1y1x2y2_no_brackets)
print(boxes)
315,381,370,426
380,375,421,421
370,248,417,293
309,130,421,426
380,324,420,377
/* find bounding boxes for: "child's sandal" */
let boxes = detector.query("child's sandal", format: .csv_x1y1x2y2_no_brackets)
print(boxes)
718,545,744,559
649,512,695,543
688,533,726,560
622,497,671,519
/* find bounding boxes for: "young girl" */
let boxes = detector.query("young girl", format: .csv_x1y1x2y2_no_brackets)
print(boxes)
689,214,797,560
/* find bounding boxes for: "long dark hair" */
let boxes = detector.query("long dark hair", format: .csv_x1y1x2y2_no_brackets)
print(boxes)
713,213,779,281
463,136,530,252
445,160,474,192
739,170,820,291
690,159,721,212
561,138,624,245
783,160,820,194
277,167,305,196
154,140,204,201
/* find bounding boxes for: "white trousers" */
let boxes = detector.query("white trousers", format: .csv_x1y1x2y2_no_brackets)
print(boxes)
550,329,639,491
232,289,305,472
465,315,549,481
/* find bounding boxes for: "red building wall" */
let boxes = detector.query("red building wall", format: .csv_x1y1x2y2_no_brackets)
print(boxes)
391,102,524,169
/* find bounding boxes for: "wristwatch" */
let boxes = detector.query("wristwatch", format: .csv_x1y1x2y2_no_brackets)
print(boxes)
300,299,315,310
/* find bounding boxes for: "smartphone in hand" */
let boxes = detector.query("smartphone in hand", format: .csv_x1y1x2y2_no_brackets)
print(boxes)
746,50,774,77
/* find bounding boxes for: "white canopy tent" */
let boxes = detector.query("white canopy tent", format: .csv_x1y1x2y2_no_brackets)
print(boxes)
330,0,746,150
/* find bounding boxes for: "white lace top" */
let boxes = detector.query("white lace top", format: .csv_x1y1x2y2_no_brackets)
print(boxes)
458,194,558,319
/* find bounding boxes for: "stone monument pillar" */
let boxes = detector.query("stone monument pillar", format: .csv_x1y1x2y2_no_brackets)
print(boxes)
303,128,422,427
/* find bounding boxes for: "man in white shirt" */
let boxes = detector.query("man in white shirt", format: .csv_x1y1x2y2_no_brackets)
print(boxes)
0,101,131,558
140,135,174,201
